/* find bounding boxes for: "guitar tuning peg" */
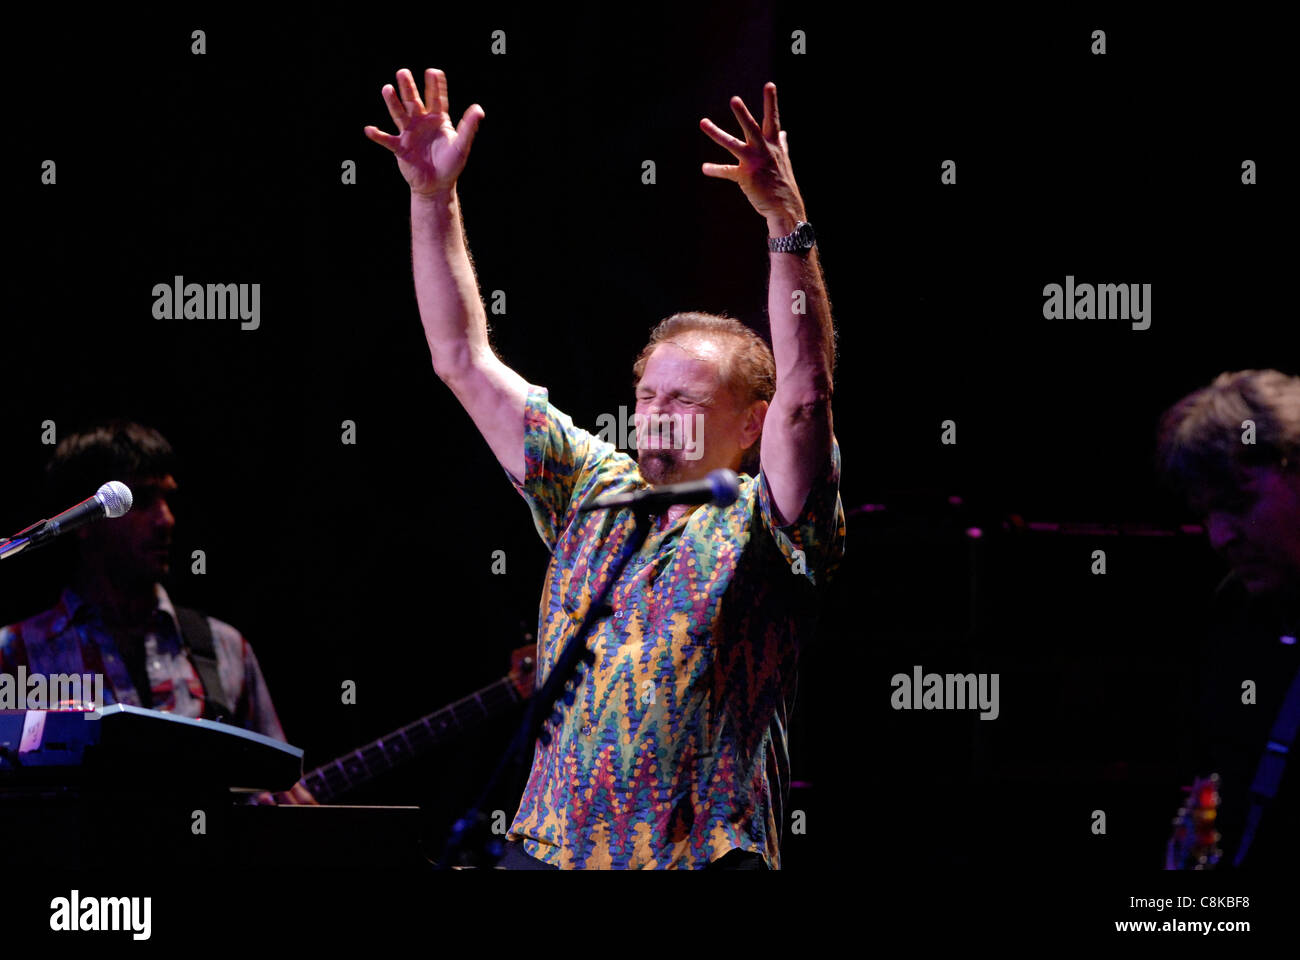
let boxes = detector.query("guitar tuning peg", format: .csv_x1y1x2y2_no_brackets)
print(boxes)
550,710,563,726
563,689,576,706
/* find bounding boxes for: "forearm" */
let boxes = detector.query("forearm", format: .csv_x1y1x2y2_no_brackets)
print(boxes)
766,210,835,406
410,186,529,480
411,187,493,379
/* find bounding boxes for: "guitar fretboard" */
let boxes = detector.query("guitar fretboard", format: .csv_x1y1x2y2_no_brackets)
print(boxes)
301,674,524,803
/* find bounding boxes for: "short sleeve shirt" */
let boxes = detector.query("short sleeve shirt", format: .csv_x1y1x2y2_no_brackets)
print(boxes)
505,384,845,868
0,584,288,742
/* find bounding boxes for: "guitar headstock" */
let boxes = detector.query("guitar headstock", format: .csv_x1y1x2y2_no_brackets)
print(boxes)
1165,773,1222,870
509,643,537,700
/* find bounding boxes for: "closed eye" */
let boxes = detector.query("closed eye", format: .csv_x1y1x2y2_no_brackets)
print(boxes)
636,390,711,406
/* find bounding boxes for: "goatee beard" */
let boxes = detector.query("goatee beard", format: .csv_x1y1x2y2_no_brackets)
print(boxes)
637,450,685,486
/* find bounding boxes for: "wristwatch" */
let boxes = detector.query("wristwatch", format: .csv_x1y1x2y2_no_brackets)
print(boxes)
768,220,816,255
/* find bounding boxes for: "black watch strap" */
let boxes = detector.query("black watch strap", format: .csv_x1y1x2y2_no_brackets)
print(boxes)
768,220,815,255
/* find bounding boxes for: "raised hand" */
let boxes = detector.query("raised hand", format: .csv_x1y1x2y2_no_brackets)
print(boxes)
364,67,485,198
700,83,806,228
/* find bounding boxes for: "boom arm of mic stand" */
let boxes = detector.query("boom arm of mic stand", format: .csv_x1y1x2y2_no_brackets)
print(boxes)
2,517,51,560
436,505,654,869
0,537,33,560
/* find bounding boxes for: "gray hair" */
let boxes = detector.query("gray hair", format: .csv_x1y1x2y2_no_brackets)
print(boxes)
1156,369,1300,497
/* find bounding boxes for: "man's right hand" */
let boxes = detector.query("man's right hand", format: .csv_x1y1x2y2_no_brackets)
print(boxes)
364,67,484,198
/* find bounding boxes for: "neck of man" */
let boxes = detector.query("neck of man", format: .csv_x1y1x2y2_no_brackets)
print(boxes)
72,563,157,634
661,504,695,528
640,451,744,528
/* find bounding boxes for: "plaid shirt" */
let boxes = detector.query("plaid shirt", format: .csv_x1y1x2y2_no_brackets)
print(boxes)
506,385,845,868
0,584,286,741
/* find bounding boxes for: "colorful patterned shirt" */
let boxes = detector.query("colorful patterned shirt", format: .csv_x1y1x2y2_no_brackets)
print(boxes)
505,384,845,868
0,584,287,741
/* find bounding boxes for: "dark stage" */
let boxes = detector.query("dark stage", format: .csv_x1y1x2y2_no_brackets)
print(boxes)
1,3,1292,945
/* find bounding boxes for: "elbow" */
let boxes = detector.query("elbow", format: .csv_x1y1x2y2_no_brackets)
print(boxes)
429,342,475,384
776,364,833,410
773,385,832,423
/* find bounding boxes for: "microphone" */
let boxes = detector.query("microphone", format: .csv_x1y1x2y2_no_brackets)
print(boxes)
0,481,134,559
580,469,740,513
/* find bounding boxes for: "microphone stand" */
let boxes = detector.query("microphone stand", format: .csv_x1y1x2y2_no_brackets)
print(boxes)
435,504,654,870
0,536,36,560
0,517,48,560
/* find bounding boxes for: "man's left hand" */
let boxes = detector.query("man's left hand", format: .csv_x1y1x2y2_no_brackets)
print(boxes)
700,82,806,234
251,781,318,805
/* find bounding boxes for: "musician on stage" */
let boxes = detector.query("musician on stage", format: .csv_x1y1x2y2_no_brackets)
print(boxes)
365,68,844,868
1158,369,1300,868
0,421,314,804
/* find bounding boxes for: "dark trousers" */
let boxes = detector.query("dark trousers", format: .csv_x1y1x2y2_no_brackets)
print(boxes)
495,841,768,870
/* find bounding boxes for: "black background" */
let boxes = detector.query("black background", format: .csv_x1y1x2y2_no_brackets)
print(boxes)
1,0,1293,916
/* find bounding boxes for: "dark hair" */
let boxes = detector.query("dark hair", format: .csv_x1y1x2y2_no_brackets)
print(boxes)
45,420,177,511
1156,369,1300,498
631,312,776,474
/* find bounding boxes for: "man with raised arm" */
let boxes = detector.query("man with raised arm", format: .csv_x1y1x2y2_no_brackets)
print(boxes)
365,68,843,869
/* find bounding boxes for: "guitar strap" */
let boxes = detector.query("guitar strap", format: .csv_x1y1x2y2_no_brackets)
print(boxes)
1233,658,1300,867
174,606,235,723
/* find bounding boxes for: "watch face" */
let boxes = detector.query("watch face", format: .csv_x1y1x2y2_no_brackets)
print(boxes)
796,223,815,246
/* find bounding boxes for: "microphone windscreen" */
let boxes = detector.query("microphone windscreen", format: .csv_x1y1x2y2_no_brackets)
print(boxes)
98,481,134,518
708,469,740,507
